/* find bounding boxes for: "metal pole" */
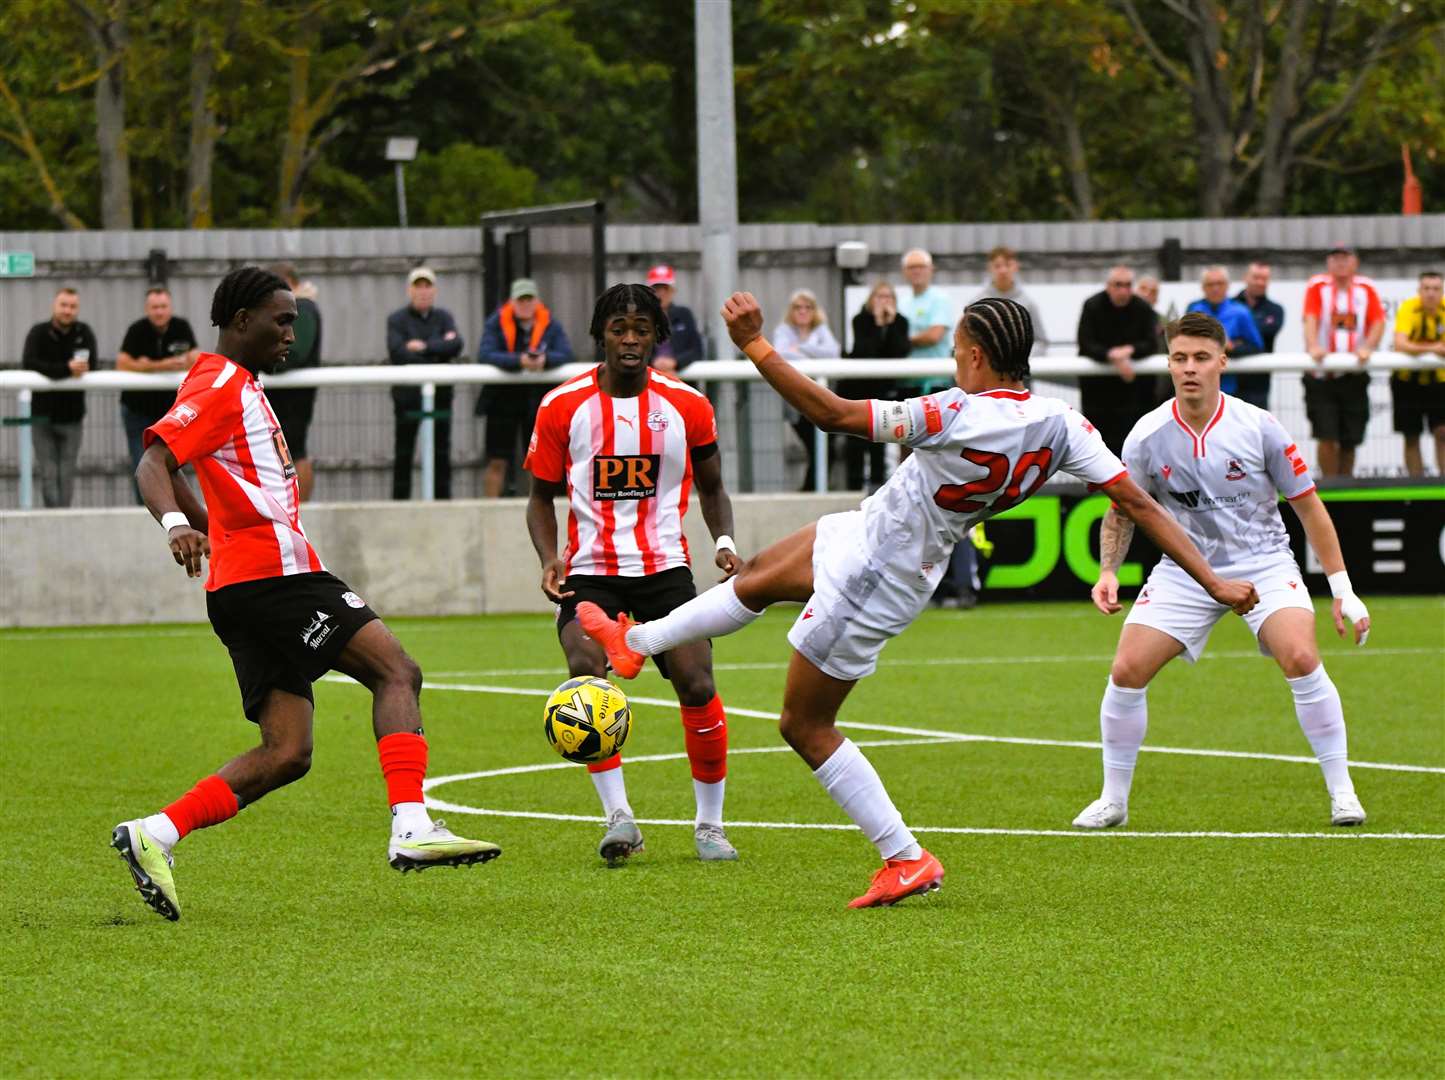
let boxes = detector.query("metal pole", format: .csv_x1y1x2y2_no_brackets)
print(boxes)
395,162,409,229
17,390,33,509
812,377,828,493
696,0,739,366
420,381,435,501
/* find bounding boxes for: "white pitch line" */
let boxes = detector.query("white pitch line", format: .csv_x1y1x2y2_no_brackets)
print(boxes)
336,676,1445,776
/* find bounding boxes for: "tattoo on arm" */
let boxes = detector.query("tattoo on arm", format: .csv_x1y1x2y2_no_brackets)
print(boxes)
1099,510,1135,574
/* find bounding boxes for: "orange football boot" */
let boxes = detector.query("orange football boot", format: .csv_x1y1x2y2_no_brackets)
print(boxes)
576,602,645,679
847,848,945,909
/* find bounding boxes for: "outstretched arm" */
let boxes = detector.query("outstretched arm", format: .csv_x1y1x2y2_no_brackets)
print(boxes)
1091,507,1137,614
136,440,210,578
721,292,871,437
1106,475,1258,614
1288,491,1370,645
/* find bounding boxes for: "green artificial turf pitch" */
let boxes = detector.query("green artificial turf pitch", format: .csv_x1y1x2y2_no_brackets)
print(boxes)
2,597,1442,1078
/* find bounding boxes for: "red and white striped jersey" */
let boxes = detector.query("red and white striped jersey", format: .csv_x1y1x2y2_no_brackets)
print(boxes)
1302,274,1385,354
145,352,322,590
525,367,719,578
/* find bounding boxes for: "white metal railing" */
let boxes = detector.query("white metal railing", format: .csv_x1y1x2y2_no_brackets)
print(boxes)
2,352,1440,506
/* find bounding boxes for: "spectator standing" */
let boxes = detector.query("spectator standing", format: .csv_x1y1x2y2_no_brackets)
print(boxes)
1390,270,1445,477
1233,261,1285,410
1302,245,1385,478
645,264,703,373
898,247,955,398
265,263,322,501
970,246,1048,354
386,267,462,500
1186,266,1263,398
1076,266,1160,454
1136,275,1170,360
477,278,574,497
843,281,911,490
21,287,96,507
774,289,841,490
117,286,199,479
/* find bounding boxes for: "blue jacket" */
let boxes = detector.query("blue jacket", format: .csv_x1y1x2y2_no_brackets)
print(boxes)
478,301,574,371
661,303,704,369
1186,297,1263,356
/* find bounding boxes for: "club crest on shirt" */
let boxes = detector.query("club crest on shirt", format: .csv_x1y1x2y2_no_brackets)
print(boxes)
646,410,669,432
167,402,199,427
1224,458,1247,481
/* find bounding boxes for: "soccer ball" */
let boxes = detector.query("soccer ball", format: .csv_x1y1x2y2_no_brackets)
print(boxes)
543,676,631,764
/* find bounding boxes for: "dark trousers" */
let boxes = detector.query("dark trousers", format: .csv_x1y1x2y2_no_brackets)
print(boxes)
1080,375,1152,457
392,386,453,500
844,437,886,490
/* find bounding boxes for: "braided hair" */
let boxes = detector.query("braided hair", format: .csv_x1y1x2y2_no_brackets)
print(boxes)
960,296,1033,381
210,266,290,329
589,283,670,343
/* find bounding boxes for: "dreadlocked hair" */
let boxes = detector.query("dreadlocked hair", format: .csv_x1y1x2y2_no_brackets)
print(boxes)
589,283,670,343
961,296,1034,381
211,266,289,328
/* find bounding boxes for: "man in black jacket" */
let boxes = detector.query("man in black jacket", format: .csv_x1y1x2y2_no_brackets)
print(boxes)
645,265,703,373
266,263,323,501
1233,261,1286,410
385,266,462,499
1076,266,1160,454
22,287,97,507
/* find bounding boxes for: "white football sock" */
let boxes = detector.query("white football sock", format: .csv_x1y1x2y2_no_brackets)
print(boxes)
625,578,762,657
1100,678,1149,806
142,812,181,851
390,801,432,838
1288,664,1354,797
693,778,726,827
812,738,919,861
590,765,633,818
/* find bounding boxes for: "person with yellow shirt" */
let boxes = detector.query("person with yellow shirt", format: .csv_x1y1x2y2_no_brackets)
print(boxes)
1391,271,1445,477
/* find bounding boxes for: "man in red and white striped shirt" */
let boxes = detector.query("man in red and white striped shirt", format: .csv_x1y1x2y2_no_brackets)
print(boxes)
525,283,742,865
1301,244,1385,478
111,267,499,922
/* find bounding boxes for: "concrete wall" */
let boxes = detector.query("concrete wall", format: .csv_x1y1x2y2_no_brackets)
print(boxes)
0,494,859,627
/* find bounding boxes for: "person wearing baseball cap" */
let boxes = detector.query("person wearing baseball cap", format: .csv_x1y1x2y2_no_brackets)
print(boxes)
1301,244,1384,477
645,264,703,373
386,265,463,499
476,276,575,496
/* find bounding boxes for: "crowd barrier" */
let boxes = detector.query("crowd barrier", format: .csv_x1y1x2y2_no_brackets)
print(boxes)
1,352,1440,508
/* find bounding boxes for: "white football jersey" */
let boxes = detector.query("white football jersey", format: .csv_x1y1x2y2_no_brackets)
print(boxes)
1122,394,1316,574
865,387,1126,581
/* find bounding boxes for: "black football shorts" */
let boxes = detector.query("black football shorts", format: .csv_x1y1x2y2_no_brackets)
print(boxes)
556,566,699,679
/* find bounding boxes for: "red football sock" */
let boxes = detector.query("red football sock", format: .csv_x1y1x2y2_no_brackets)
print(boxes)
680,695,728,783
162,775,239,840
377,731,428,806
587,753,622,774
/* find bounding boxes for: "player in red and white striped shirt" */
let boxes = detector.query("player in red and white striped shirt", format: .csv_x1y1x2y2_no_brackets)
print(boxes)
525,284,742,865
111,267,499,922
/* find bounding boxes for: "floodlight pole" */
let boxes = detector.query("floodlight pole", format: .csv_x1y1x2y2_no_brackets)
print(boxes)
395,162,409,229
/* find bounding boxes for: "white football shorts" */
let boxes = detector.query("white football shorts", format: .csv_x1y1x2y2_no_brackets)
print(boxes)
787,511,938,682
1124,557,1315,663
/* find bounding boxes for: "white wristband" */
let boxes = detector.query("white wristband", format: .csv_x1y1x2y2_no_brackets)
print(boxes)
161,512,190,533
714,534,736,554
1326,571,1353,599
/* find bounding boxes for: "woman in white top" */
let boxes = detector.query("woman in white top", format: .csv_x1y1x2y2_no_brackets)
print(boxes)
773,289,841,490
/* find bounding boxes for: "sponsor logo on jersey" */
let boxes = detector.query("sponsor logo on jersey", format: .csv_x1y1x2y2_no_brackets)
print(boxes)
1168,489,1202,509
1161,464,1172,479
1225,458,1246,481
271,427,296,480
592,454,660,500
301,610,335,649
341,591,366,609
1282,442,1308,476
646,410,669,432
167,402,199,427
616,413,635,429
922,396,943,433
1168,488,1247,510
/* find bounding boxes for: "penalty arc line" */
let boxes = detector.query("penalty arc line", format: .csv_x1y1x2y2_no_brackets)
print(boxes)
325,676,1445,776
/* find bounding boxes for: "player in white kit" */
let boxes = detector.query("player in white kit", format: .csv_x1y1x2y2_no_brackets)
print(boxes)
1074,312,1371,831
580,294,1258,908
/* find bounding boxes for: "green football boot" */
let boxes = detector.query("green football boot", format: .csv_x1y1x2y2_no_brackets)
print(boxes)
388,819,502,872
112,820,180,921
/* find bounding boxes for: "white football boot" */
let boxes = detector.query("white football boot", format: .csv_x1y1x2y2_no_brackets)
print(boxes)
1072,798,1128,829
1330,791,1367,826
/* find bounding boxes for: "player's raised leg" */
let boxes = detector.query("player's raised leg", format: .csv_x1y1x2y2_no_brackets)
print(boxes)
579,522,817,677
1074,624,1184,829
1255,608,1365,825
333,620,502,871
665,640,737,861
777,651,942,908
557,618,645,865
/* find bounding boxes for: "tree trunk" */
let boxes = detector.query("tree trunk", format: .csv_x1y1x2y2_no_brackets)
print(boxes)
1253,0,1310,215
277,15,318,227
1059,104,1095,220
82,0,132,229
186,21,219,228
